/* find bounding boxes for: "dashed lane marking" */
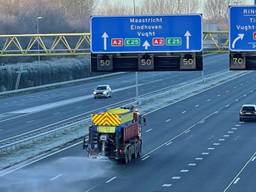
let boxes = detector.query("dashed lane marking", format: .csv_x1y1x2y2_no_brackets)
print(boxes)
232,127,238,130
172,176,181,180
105,176,117,184
208,147,215,150
202,152,209,155
141,155,150,161
233,178,240,184
145,129,152,133
219,138,225,142
185,129,191,134
195,157,203,161
188,163,197,166
162,184,172,187
224,135,230,138
165,118,172,123
50,174,63,181
228,131,234,134
213,143,220,146
180,169,189,173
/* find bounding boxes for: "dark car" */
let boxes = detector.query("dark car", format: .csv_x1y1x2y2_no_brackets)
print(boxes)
240,104,256,122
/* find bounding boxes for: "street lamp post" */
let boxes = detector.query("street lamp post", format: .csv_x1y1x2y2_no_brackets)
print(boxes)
133,0,139,104
36,16,43,64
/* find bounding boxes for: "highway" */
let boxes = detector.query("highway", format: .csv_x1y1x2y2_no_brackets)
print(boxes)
1,54,256,191
0,54,225,140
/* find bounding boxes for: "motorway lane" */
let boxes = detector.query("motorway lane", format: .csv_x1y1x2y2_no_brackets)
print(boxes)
0,54,225,114
1,67,256,191
0,54,228,140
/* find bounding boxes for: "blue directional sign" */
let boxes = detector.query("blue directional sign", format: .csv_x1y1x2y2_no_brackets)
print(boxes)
90,15,202,53
230,6,256,51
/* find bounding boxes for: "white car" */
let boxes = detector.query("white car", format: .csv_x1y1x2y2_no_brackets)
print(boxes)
93,85,112,99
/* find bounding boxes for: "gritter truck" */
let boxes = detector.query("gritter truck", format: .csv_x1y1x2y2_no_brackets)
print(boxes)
83,107,146,164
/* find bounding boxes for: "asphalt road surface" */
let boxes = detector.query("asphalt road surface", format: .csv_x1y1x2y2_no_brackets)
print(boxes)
1,54,256,192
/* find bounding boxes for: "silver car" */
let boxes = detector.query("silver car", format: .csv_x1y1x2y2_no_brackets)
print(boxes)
93,85,112,99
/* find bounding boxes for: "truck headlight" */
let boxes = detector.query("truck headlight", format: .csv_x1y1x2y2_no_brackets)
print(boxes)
93,91,96,94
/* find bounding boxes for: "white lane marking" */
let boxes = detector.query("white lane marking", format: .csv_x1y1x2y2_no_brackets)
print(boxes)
182,111,186,114
145,129,152,133
180,169,189,173
219,138,225,142
224,135,230,138
232,127,238,130
141,155,150,161
235,99,239,102
202,152,209,155
208,147,215,151
165,118,172,123
85,187,96,192
0,141,82,177
228,131,234,134
50,174,63,181
239,121,244,124
188,163,197,166
225,104,230,108
233,178,240,184
213,143,220,146
195,104,200,108
243,94,247,97
207,99,211,102
0,113,28,123
235,124,241,127
165,141,173,146
195,157,203,161
224,151,256,192
0,99,134,144
162,184,172,187
217,94,221,97
185,129,191,134
172,176,181,180
105,176,117,184
252,156,256,162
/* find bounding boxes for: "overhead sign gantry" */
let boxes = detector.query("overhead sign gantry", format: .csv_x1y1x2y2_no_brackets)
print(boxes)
229,6,256,70
90,15,203,72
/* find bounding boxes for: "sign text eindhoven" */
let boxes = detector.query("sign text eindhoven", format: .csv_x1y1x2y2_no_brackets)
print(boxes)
91,15,202,53
229,6,256,51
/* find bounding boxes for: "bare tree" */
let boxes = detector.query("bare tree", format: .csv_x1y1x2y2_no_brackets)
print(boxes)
139,0,200,15
204,0,248,30
94,0,133,15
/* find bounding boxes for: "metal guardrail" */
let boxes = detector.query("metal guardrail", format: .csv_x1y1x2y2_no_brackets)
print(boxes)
0,69,235,154
0,98,136,154
0,32,229,57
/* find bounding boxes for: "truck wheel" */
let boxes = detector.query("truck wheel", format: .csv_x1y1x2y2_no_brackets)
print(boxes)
128,147,132,163
125,149,129,164
137,142,142,158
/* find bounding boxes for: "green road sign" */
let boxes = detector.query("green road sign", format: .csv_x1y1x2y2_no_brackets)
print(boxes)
166,37,182,46
124,38,140,46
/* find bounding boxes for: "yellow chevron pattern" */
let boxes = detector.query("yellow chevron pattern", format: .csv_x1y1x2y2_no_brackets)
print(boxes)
92,112,121,126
